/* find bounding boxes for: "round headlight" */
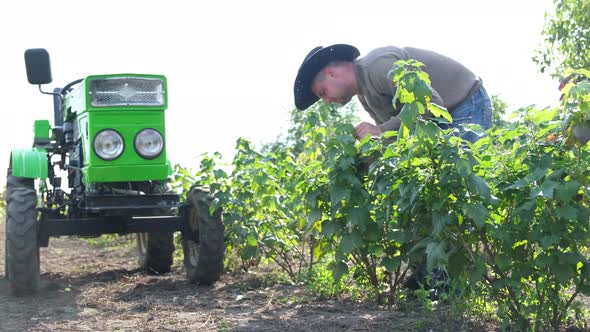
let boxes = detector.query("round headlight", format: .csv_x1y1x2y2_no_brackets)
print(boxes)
93,129,124,160
135,129,163,159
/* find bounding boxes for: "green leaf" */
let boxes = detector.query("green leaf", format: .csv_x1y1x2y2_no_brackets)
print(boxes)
365,222,380,242
330,185,350,207
431,211,451,237
426,241,448,271
463,203,488,229
416,70,430,83
579,284,590,296
432,199,445,212
428,103,453,123
242,246,259,260
400,102,420,128
398,89,415,104
398,123,410,139
525,167,549,183
388,230,410,244
357,134,373,148
383,130,398,139
246,233,258,247
261,234,277,247
512,239,528,249
468,174,491,200
582,262,590,279
382,145,396,159
468,258,486,283
510,178,529,190
530,180,559,199
313,241,323,261
540,235,560,248
528,108,558,124
321,220,338,238
552,262,572,284
340,231,362,254
414,79,433,103
400,72,416,92
534,253,553,268
448,249,469,278
546,169,565,181
382,257,402,272
348,207,370,230
516,199,537,213
308,208,322,224
555,181,580,202
556,207,578,221
213,169,227,180
416,121,441,142
564,252,585,266
388,63,405,83
495,254,512,270
369,244,384,256
332,261,349,282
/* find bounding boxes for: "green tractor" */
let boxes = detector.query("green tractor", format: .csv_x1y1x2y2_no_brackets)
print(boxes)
4,49,225,295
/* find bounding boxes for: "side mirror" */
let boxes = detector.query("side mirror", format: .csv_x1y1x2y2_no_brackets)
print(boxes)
24,48,52,85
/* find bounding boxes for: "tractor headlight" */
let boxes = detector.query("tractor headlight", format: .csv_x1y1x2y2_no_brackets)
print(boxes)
134,129,164,159
89,77,164,107
93,129,124,160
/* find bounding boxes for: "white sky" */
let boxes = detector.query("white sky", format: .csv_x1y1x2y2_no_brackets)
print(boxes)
0,0,559,172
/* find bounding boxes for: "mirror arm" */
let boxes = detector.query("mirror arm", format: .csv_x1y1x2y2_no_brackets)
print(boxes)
38,84,63,101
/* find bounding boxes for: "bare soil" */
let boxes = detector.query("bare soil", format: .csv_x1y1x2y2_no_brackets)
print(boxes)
0,223,579,332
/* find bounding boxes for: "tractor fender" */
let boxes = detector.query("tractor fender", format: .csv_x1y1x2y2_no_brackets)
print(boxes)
10,148,48,179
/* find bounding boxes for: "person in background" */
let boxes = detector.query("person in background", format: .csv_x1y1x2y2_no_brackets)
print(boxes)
293,44,493,143
293,44,494,297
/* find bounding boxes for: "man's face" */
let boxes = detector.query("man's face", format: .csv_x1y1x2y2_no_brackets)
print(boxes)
311,67,354,106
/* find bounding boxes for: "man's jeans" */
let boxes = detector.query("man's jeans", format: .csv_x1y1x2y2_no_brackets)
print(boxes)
440,84,493,143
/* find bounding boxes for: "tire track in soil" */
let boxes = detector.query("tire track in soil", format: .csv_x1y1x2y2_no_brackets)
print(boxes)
0,222,496,332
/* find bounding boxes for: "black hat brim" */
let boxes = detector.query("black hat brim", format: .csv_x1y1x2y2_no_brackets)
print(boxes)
294,44,360,110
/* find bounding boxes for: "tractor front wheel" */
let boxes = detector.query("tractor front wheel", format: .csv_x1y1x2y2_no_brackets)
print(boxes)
5,169,40,295
136,181,175,275
182,186,225,285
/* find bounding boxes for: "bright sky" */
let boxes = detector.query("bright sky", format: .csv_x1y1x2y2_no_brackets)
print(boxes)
0,0,558,172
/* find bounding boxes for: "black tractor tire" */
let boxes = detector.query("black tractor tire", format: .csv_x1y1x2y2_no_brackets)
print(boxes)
136,182,175,275
5,170,40,295
4,223,8,280
183,186,225,285
137,232,174,274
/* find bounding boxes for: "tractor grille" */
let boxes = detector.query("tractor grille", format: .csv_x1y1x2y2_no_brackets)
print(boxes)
90,77,164,106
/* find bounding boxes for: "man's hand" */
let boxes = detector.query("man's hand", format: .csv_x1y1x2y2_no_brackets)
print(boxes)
354,122,382,140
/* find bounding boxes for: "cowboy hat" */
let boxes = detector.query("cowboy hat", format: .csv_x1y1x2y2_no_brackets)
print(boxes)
293,44,360,110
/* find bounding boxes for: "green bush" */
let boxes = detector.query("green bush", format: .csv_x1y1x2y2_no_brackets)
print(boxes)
172,62,590,329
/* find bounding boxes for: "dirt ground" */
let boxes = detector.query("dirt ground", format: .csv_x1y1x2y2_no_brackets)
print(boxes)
0,222,576,332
